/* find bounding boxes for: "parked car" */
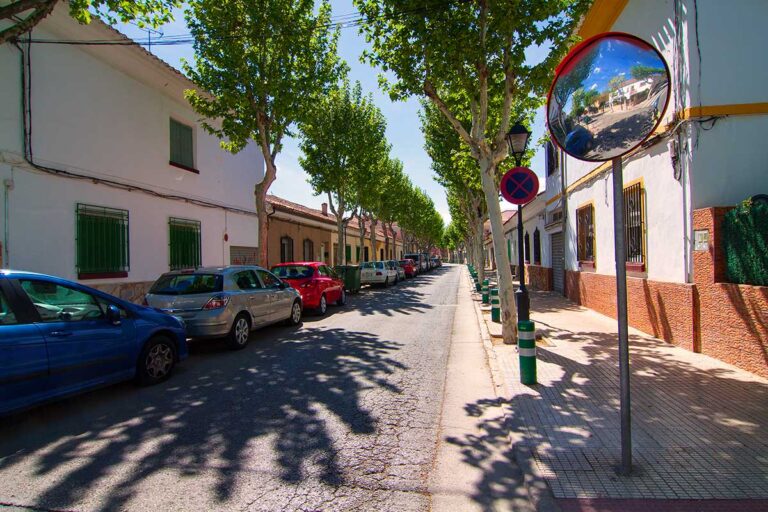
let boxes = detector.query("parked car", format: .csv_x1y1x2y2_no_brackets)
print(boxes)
271,262,345,316
145,266,302,350
0,270,188,416
388,260,406,282
431,257,442,268
404,253,427,273
422,253,433,270
360,261,398,286
399,259,417,278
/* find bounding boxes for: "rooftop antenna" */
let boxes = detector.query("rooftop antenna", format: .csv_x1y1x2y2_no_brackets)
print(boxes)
129,21,163,54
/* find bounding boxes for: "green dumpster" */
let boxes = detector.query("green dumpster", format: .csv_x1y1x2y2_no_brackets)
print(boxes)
334,265,361,294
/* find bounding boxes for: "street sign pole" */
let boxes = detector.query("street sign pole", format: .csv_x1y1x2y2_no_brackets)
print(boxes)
516,202,529,321
611,156,632,475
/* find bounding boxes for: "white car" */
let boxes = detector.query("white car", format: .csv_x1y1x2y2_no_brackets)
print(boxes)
360,261,398,286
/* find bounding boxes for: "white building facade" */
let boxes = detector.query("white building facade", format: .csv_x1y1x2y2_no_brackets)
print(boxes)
0,6,264,302
543,0,768,377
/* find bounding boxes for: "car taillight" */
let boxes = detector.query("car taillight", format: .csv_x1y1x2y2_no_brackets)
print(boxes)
203,295,230,310
376,272,382,276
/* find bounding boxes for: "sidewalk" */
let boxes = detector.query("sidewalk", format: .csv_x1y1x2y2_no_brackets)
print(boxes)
476,283,768,510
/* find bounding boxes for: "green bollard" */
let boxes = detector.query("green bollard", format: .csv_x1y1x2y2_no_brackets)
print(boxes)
518,320,537,384
475,279,481,292
491,288,500,323
482,279,489,304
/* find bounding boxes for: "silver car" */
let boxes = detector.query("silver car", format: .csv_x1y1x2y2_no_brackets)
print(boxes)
145,266,302,349
387,260,405,282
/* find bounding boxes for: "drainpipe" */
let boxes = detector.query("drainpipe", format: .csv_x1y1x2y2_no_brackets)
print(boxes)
3,178,11,268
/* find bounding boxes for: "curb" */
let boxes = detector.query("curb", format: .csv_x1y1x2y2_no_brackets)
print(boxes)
464,269,561,512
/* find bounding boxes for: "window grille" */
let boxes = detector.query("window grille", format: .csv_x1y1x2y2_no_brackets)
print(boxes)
169,218,201,270
76,204,130,277
624,183,645,264
577,204,595,262
533,228,541,264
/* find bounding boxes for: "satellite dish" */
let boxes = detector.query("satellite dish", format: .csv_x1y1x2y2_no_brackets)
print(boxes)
547,32,671,162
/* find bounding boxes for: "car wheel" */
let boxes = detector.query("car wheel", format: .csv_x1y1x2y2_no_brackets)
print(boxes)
316,294,327,316
336,289,346,306
136,336,176,386
285,300,302,326
227,313,251,350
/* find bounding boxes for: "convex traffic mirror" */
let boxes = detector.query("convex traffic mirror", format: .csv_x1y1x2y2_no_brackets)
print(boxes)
547,32,671,162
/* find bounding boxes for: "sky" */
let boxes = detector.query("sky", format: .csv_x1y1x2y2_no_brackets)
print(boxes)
116,1,551,223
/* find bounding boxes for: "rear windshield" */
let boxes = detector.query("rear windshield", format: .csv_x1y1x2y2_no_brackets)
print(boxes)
271,265,314,279
361,262,384,269
404,254,420,260
399,260,411,266
149,274,223,295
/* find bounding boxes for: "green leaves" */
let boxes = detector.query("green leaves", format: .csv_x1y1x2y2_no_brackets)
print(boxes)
183,0,344,157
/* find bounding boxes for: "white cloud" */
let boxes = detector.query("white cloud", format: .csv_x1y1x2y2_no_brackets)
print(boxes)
594,66,602,74
590,83,598,90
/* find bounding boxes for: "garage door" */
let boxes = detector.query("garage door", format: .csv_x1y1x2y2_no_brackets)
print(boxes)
551,232,565,294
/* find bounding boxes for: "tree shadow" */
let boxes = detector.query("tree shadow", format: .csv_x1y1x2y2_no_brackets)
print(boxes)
0,326,408,511
447,327,768,501
350,267,450,318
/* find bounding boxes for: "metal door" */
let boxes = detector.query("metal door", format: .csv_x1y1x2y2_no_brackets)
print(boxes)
551,232,565,294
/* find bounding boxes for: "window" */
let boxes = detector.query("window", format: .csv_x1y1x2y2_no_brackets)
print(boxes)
0,289,18,325
533,228,541,265
317,265,330,277
545,141,558,177
280,236,294,263
356,246,361,262
233,270,261,290
345,245,352,262
256,270,280,288
624,182,646,268
577,204,595,263
303,239,314,261
170,118,195,171
364,246,369,262
169,218,201,270
76,204,129,279
524,232,530,263
20,280,103,322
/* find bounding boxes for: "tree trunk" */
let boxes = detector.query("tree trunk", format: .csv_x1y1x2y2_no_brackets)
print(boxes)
336,215,345,265
369,216,378,260
357,210,367,262
478,155,518,343
254,158,277,267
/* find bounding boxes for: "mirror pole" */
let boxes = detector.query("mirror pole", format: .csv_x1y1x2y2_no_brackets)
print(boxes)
611,156,632,475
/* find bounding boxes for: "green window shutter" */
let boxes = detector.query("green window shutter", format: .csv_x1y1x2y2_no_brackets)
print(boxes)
169,218,202,270
170,119,194,168
507,239,511,260
76,204,130,276
356,247,360,261
345,245,352,261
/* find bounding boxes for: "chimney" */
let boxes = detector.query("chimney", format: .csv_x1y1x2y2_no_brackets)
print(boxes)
321,203,328,216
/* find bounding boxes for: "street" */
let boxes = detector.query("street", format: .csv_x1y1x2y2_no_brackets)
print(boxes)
0,267,461,512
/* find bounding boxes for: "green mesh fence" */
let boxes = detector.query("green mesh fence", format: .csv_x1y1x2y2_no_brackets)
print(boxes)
723,198,768,286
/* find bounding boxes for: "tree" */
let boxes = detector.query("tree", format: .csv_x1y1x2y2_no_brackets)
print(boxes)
0,0,181,45
630,65,664,80
299,79,387,265
356,0,589,343
184,0,343,266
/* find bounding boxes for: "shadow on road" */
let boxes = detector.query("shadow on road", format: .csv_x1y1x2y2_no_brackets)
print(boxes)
347,267,450,318
0,325,407,511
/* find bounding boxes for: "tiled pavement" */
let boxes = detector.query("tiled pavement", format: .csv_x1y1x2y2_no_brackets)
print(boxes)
485,288,768,507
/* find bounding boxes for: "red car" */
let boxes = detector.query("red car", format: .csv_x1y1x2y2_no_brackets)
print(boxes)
399,259,417,278
270,262,346,315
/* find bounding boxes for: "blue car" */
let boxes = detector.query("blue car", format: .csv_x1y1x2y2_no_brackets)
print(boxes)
0,270,188,416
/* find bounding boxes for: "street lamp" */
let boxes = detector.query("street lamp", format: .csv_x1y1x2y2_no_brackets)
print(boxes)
506,123,532,321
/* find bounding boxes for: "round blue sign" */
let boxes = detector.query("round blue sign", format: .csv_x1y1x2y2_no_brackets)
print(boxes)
500,167,539,205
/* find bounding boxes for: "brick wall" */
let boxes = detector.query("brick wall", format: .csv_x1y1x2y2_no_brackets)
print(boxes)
526,264,553,291
565,271,696,349
693,208,768,378
562,207,768,378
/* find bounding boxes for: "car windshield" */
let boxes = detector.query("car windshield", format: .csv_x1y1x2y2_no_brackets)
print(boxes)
271,265,314,279
149,273,223,295
404,254,419,260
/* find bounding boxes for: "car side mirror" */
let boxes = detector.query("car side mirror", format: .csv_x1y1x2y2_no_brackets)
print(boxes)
106,305,121,325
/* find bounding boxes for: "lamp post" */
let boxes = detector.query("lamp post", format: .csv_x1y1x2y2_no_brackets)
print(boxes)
506,123,532,321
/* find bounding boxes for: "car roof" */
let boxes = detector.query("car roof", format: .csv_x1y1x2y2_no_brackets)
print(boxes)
162,265,267,276
271,261,322,267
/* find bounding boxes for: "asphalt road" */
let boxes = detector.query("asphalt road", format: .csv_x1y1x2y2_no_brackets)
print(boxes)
0,265,460,512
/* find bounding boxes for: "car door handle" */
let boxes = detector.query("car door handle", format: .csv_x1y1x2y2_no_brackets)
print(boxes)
50,331,73,338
